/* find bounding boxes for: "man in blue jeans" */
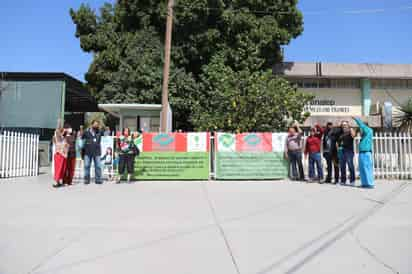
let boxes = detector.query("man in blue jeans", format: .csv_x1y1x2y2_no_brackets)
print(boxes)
337,121,356,185
305,125,323,183
285,121,305,181
81,120,103,184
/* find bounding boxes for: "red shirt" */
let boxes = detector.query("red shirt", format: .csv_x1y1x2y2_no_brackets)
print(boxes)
305,125,323,154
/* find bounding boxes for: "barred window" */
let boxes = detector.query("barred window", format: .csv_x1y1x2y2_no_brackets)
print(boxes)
371,79,410,89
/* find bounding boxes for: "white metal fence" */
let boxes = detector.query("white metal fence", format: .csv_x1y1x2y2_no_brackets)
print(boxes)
302,132,412,180
369,132,412,179
0,131,39,179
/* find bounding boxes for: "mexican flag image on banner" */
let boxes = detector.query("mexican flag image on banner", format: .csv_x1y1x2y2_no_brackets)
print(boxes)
134,132,210,180
215,132,288,180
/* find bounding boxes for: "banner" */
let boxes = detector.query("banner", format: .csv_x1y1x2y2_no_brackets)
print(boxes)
100,136,114,178
134,132,210,180
215,132,288,180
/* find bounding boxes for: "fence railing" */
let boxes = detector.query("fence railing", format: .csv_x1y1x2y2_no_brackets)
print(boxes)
0,131,39,179
302,132,412,180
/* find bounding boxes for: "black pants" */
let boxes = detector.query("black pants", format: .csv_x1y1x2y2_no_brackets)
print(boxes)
118,154,135,175
323,152,339,182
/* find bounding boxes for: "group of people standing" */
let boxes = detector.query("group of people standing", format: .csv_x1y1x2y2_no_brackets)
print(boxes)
285,117,374,188
52,119,140,187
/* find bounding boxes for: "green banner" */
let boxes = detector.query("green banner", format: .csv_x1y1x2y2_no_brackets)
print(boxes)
216,152,288,180
134,152,209,180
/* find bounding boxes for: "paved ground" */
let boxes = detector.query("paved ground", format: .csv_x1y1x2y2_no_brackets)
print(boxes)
0,174,411,274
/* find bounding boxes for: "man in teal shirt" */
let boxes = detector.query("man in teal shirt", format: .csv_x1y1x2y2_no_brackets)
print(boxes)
353,117,374,188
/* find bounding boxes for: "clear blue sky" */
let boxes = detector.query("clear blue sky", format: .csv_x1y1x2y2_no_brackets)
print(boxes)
1,0,411,81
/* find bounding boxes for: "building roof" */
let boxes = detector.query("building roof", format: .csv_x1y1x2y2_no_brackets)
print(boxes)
0,72,99,112
273,62,412,79
99,104,163,117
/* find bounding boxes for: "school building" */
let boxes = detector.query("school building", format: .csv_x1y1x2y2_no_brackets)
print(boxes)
273,62,412,128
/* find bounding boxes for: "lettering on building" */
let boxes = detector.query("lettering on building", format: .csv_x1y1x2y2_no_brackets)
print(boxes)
304,99,350,113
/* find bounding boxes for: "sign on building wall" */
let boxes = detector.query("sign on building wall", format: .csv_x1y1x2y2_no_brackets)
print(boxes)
135,132,210,180
302,90,362,116
215,132,288,180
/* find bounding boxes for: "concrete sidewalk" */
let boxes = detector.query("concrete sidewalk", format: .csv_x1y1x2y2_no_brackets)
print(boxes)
0,175,411,274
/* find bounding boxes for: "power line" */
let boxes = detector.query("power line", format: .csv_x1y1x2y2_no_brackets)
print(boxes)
173,4,412,16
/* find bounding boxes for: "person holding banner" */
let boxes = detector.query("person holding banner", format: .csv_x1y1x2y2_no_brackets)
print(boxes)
352,116,374,188
52,122,68,188
116,128,137,183
285,122,305,181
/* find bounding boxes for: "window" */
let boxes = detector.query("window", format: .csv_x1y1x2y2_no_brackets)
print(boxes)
150,117,160,132
330,79,359,89
318,79,330,88
303,79,319,88
371,79,383,89
124,117,137,132
371,79,410,89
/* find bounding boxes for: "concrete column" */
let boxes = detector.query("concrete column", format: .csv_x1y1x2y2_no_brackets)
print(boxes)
119,113,124,130
361,79,371,116
61,81,66,123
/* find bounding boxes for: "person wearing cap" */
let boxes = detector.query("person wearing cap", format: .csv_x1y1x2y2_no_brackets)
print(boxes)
352,116,374,188
304,124,324,183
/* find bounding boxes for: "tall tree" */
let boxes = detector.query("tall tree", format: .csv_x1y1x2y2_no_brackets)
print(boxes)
70,0,308,131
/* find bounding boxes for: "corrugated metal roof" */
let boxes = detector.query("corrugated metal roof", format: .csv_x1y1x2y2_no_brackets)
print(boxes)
273,62,412,79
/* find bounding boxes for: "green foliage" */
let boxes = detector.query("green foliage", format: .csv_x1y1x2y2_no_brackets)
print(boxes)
70,0,307,131
192,54,313,132
394,98,412,132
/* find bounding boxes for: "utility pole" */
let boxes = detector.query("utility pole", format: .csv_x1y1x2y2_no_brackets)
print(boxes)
160,0,174,132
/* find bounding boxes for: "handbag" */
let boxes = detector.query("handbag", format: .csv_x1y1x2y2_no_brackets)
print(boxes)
132,144,140,156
